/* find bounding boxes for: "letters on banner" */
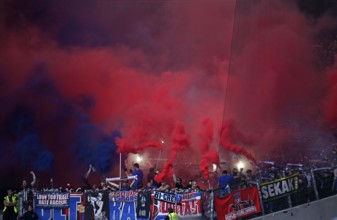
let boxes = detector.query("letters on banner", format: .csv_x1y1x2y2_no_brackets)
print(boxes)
34,193,84,220
34,191,202,220
260,175,299,201
109,191,137,219
214,186,262,220
35,192,70,208
152,191,202,219
153,191,176,203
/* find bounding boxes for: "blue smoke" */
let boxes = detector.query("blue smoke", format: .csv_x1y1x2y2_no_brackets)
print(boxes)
33,148,54,172
95,131,121,174
1,64,121,186
72,115,121,174
72,120,98,166
10,108,55,173
8,107,35,137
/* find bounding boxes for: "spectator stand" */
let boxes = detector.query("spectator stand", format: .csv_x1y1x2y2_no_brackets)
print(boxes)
11,161,337,220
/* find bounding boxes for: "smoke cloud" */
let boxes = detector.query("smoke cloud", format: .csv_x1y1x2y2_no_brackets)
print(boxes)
0,0,336,188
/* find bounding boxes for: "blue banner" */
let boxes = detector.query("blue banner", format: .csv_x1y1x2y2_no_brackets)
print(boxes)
34,193,84,220
108,191,137,220
33,191,202,220
35,192,70,208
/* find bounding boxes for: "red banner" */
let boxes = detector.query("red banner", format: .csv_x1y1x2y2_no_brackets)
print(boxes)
214,186,262,220
152,192,202,219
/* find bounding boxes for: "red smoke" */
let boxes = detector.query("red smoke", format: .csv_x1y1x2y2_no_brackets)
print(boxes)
198,118,214,153
154,122,190,183
324,67,337,125
0,0,336,188
200,150,219,180
154,160,174,184
171,122,190,151
116,138,162,154
198,118,219,180
220,120,257,165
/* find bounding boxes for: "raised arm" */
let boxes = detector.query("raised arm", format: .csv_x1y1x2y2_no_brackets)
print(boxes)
107,181,120,190
124,168,131,177
84,165,93,179
172,168,177,183
130,179,135,188
30,171,36,187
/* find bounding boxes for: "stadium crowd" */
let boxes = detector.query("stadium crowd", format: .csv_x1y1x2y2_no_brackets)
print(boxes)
3,158,337,220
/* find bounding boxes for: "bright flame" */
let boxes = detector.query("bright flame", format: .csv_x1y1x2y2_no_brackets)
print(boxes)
237,161,245,169
136,155,143,163
212,164,217,172
160,139,165,144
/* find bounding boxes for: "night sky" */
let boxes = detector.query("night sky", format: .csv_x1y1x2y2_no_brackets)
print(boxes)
0,0,337,189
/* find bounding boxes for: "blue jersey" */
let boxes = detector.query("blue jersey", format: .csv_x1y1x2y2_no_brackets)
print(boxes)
132,169,144,189
218,175,233,189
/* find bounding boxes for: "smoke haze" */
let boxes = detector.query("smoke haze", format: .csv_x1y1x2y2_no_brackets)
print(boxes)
0,0,337,188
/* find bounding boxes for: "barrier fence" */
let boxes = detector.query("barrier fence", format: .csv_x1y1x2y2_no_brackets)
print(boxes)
33,190,203,220
20,171,336,220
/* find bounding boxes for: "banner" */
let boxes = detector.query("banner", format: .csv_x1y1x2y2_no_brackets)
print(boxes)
260,175,299,201
137,191,152,219
109,191,137,203
214,186,261,220
85,192,110,220
33,191,202,220
109,191,137,219
153,191,176,204
35,192,70,208
152,191,202,220
35,193,84,220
